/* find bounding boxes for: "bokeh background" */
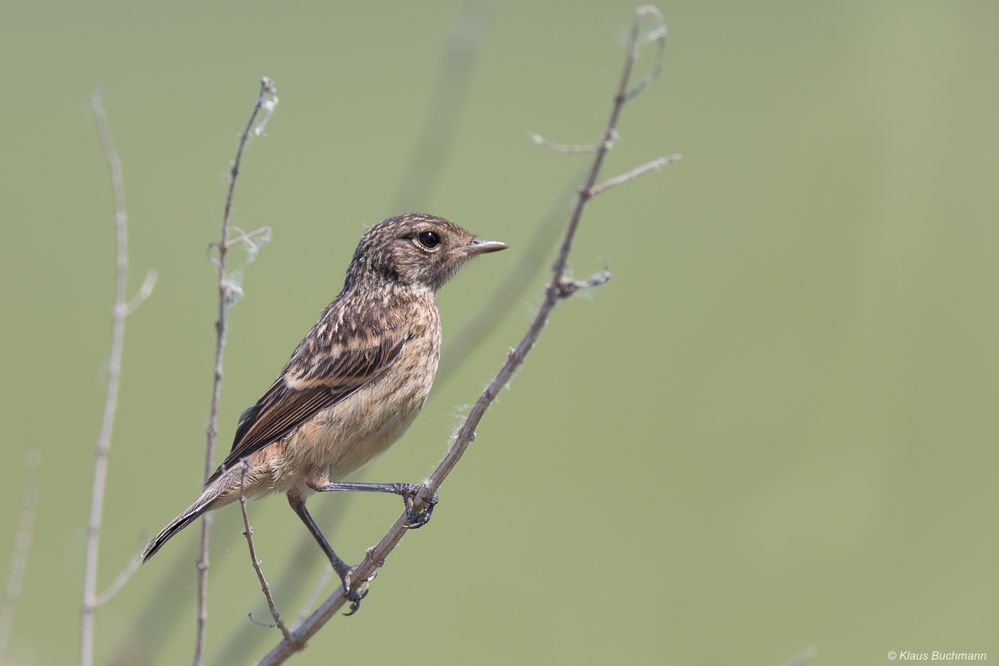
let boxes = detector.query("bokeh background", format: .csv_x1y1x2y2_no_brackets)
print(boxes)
2,1,998,664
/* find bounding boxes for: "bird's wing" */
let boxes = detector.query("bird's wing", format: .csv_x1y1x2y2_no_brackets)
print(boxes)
208,333,408,483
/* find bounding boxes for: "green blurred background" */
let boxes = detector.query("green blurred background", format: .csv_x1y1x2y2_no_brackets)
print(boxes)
2,0,998,664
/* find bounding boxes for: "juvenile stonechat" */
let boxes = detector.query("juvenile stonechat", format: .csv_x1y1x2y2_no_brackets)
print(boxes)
141,213,506,610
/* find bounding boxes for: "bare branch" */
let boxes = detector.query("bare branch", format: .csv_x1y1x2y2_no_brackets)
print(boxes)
294,569,335,626
0,449,41,659
82,87,156,666
437,176,576,379
588,153,681,198
93,552,142,608
530,129,618,154
194,75,278,666
238,462,295,646
120,270,158,317
258,6,676,664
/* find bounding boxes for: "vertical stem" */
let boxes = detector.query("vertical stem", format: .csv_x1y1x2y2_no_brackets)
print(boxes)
81,88,131,666
193,75,276,666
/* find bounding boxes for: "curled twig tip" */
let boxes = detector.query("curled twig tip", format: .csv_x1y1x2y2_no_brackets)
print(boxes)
624,5,668,101
120,270,158,317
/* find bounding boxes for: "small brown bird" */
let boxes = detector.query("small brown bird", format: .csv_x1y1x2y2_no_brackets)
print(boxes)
142,213,505,610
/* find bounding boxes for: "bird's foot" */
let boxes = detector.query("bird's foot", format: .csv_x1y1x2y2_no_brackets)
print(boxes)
341,570,376,616
400,484,439,528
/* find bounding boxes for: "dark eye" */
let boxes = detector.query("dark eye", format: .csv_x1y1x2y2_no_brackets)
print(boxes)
416,230,441,249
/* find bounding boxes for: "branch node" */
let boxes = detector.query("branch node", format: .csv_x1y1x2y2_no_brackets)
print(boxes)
364,546,386,569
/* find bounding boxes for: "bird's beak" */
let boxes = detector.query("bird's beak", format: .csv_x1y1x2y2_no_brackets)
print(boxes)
461,237,508,256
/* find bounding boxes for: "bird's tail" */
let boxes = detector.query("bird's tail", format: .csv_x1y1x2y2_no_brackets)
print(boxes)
141,482,226,563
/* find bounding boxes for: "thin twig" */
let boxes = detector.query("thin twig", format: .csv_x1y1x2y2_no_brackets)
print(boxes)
0,449,41,659
238,462,294,646
529,129,618,154
213,502,346,665
194,75,278,666
258,6,675,664
588,154,681,198
294,569,334,626
82,87,156,666
94,553,142,608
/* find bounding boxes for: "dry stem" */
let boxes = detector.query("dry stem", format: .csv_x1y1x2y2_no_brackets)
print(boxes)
81,88,156,666
238,462,294,645
0,449,41,659
194,75,278,666
258,6,676,664
530,130,618,154
589,154,682,197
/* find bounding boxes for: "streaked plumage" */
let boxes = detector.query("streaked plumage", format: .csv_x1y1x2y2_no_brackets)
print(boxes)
141,213,505,609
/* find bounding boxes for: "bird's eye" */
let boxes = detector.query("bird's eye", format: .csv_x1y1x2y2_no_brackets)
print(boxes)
416,231,441,249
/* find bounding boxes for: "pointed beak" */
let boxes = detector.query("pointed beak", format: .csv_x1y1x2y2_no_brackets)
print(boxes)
461,237,508,256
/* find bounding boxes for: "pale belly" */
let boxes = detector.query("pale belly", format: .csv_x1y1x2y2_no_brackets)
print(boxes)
236,336,440,499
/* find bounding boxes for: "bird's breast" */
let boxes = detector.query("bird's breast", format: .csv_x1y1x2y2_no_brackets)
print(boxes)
303,313,441,483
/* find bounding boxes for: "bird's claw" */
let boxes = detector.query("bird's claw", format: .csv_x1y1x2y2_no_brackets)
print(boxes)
341,571,374,616
402,485,439,529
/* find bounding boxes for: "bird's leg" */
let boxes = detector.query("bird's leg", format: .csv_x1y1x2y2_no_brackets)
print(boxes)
287,494,368,615
307,480,439,529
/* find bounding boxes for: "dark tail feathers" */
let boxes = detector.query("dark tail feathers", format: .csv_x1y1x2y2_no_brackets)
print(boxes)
141,499,211,562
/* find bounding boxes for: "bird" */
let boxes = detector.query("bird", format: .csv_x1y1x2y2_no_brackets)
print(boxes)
141,213,506,611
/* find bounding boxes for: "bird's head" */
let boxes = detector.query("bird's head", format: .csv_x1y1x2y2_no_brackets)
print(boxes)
345,213,507,291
